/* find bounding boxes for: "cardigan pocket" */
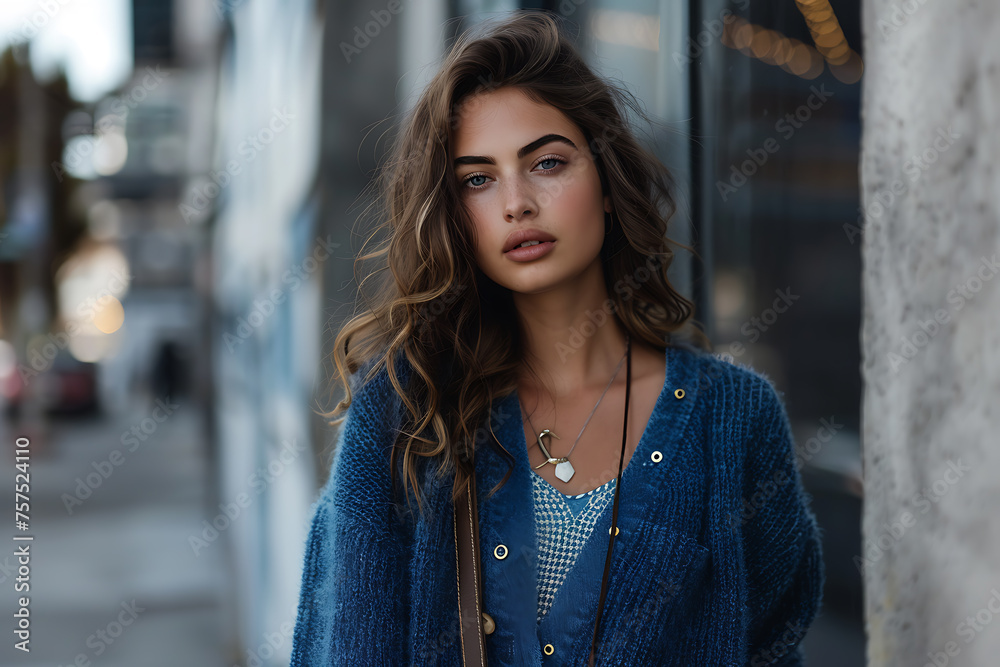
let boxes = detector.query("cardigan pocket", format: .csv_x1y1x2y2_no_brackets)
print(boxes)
591,520,712,664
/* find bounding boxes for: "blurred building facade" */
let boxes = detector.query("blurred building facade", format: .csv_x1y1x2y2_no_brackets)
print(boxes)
209,0,324,663
0,45,85,424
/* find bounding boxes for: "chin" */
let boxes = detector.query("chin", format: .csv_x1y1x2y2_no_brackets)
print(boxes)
495,269,585,296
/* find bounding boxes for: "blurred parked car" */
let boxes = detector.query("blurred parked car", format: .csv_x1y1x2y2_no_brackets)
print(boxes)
33,348,101,416
0,339,24,417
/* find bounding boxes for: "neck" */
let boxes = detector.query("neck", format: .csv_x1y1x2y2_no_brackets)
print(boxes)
512,263,628,399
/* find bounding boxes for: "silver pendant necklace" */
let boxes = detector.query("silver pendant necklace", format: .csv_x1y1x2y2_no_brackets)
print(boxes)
521,334,629,483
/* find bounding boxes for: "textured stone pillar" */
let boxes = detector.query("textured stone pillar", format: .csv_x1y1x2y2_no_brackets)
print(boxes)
860,1,1000,665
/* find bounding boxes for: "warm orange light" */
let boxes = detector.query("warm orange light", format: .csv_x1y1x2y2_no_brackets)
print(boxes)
93,296,125,334
750,28,774,59
803,50,827,79
795,0,863,77
811,19,840,36
769,38,794,66
733,23,754,49
787,44,813,75
824,43,852,63
814,31,843,49
722,16,830,81
831,51,864,84
804,7,835,23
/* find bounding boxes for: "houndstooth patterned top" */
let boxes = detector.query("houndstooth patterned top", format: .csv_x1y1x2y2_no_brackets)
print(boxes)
529,470,618,622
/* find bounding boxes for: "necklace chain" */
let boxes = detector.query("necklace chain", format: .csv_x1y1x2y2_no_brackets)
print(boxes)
522,335,630,463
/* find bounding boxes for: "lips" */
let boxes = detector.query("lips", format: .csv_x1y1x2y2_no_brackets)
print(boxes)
502,229,557,253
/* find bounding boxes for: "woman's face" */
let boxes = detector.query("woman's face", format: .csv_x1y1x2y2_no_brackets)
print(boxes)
450,86,611,295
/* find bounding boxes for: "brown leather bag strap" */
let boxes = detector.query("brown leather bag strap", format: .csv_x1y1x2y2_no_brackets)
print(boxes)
455,465,488,666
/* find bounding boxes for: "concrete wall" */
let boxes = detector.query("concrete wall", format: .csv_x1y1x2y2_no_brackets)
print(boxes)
860,1,1000,665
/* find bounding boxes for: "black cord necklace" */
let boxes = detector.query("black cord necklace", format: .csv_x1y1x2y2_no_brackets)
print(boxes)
587,332,631,665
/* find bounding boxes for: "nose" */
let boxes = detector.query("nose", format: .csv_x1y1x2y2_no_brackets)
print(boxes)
502,178,538,222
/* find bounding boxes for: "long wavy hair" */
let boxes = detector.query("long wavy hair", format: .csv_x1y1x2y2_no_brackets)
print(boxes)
323,10,710,520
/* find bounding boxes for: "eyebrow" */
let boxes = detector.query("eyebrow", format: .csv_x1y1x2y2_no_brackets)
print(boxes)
452,133,577,168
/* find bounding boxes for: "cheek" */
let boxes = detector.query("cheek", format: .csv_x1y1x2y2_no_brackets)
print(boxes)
548,168,606,229
462,199,500,264
464,197,491,230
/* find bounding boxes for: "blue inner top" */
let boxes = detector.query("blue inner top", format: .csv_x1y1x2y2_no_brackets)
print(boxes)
529,470,617,623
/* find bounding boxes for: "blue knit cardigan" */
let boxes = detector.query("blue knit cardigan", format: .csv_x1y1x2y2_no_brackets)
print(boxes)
290,342,824,666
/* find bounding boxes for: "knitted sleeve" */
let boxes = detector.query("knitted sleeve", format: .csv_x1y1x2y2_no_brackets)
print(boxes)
741,375,825,667
289,358,411,666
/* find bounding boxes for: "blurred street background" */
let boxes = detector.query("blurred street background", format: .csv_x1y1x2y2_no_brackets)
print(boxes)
0,0,866,665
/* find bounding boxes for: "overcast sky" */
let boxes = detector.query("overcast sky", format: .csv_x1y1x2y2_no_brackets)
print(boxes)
0,0,132,102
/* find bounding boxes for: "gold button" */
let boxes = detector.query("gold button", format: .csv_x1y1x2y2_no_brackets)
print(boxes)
493,544,508,560
608,526,619,536
674,388,685,399
543,643,555,655
482,612,495,635
651,450,663,463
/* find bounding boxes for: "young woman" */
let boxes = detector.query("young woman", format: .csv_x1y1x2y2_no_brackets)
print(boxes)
290,11,823,666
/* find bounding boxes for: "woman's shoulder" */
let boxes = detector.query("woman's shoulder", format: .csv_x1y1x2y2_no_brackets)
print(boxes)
668,342,789,436
326,351,413,468
669,341,781,399
345,349,414,412
319,352,413,493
